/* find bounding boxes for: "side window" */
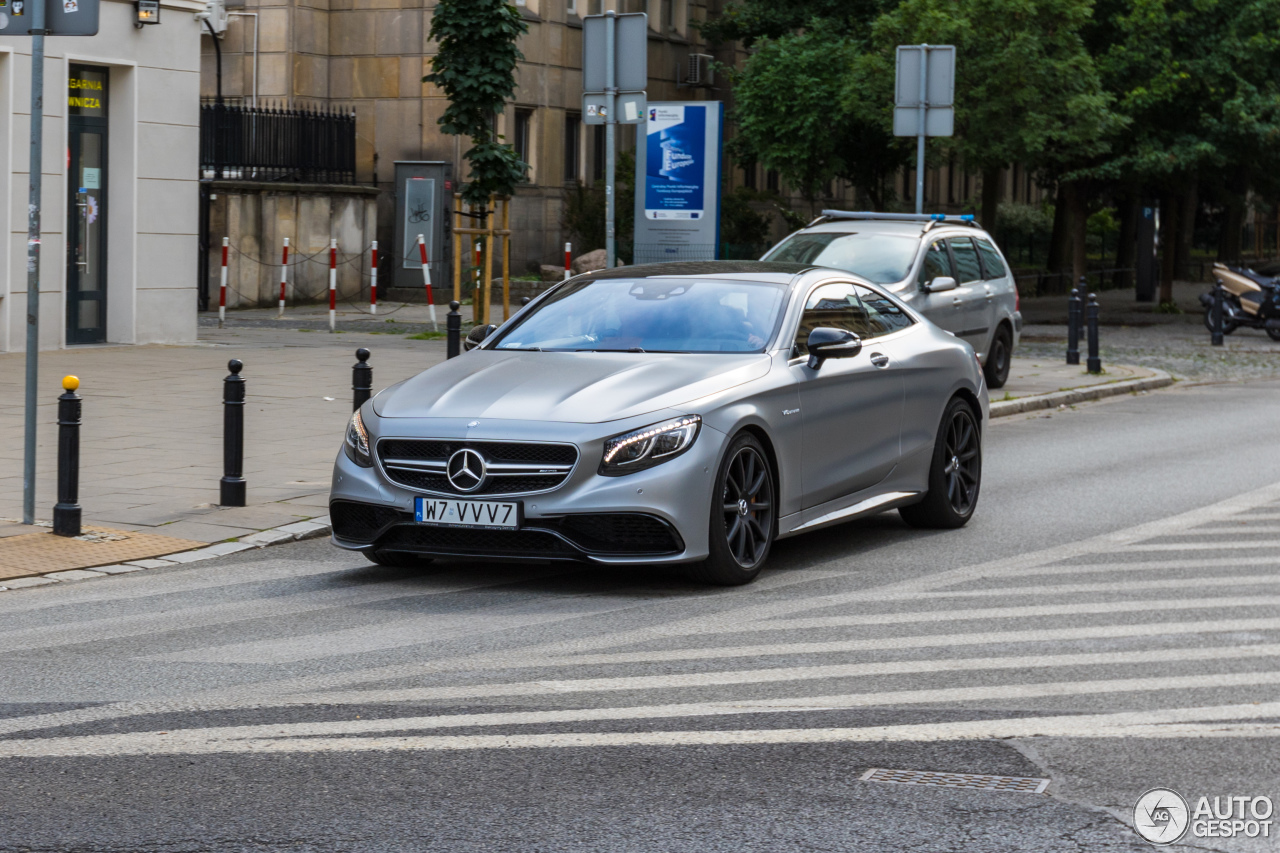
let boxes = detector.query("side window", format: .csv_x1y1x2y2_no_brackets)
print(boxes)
856,285,913,335
948,237,983,284
794,283,911,354
916,240,953,286
975,239,1008,279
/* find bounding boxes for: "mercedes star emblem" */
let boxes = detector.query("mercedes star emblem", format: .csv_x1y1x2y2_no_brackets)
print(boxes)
446,448,487,492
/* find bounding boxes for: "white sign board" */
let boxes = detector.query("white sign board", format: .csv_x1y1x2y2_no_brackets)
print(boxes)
893,106,954,137
895,45,955,107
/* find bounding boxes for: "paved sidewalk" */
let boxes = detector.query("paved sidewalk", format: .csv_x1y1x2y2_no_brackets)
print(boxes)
0,318,1173,582
0,326,447,577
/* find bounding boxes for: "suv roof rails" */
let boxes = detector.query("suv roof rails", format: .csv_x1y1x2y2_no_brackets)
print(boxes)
816,210,982,231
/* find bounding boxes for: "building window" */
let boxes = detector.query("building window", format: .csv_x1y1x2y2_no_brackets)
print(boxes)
741,160,757,190
592,125,606,182
567,0,578,14
513,108,534,182
586,0,602,13
766,169,779,193
564,112,581,183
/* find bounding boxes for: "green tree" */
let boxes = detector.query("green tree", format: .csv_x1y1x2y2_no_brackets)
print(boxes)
859,0,1118,235
700,0,893,46
423,0,529,206
729,26,908,211
1087,0,1280,299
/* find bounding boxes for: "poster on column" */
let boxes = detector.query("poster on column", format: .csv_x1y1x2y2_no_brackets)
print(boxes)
633,102,723,265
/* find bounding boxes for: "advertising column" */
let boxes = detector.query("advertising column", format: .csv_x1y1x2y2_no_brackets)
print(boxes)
633,102,723,265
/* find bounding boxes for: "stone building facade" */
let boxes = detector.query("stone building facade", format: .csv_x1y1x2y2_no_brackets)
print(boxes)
201,0,729,276
1,0,204,352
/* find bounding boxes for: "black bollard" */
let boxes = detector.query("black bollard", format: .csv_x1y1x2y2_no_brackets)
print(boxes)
1211,278,1225,346
1066,277,1084,366
447,300,462,359
352,348,372,412
1086,293,1102,374
220,359,246,507
52,376,82,538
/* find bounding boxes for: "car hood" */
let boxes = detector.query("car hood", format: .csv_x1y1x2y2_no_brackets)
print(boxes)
374,350,772,423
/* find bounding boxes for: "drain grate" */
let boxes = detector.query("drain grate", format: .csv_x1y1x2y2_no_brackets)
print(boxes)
860,768,1049,794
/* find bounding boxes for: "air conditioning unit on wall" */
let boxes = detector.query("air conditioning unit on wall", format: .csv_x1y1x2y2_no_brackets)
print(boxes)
678,54,714,89
195,0,229,35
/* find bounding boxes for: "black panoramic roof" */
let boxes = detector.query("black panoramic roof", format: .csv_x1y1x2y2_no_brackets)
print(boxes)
581,260,813,282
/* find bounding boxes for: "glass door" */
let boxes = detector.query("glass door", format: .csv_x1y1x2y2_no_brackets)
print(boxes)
67,65,108,344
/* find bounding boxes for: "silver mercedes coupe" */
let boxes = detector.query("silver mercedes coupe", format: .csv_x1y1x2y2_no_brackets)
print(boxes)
330,261,987,585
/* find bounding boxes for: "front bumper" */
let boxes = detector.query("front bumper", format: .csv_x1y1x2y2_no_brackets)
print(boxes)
329,414,723,564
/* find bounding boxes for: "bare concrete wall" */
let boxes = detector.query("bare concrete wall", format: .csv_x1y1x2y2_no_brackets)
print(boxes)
207,181,379,309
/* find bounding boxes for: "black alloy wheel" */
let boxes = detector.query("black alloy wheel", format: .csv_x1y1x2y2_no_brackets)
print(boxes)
941,406,980,515
983,325,1012,389
899,397,982,529
687,433,775,585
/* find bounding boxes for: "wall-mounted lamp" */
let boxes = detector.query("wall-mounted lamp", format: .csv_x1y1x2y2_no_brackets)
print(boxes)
135,0,159,27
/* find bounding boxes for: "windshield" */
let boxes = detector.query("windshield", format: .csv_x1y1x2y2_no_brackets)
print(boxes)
490,278,787,353
762,232,919,284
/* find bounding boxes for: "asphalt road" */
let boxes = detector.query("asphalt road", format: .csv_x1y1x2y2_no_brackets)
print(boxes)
2,380,1279,852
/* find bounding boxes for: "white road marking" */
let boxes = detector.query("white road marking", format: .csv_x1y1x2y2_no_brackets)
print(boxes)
2,702,1278,758
748,595,1280,632
895,574,1280,599
287,645,1280,705
961,555,1280,580
1126,541,1280,551
0,568,571,653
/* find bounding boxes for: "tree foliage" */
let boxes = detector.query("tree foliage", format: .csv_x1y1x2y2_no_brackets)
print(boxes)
700,0,890,46
424,0,529,205
854,0,1119,224
729,27,908,209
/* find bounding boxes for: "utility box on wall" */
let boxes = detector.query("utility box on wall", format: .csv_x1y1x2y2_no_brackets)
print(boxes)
392,162,453,291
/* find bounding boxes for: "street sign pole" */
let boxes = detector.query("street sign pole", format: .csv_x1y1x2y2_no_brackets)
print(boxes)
22,1,46,525
604,11,616,269
915,46,927,215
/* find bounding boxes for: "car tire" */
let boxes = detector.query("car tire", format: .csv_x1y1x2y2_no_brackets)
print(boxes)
366,549,434,568
685,433,775,586
983,324,1012,389
899,397,981,530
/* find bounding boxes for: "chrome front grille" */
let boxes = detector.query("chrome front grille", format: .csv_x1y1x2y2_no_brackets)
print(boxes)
376,439,578,496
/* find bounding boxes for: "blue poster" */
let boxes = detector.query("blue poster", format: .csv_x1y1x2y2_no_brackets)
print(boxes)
645,106,706,220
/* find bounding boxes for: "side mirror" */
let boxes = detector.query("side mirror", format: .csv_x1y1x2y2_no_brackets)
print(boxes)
924,276,957,294
464,324,497,352
806,327,862,370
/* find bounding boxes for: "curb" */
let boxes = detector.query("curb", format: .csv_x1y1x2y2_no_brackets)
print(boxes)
990,369,1175,418
0,516,332,592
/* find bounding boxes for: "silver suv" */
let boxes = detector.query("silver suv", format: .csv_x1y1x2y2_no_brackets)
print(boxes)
762,211,1022,388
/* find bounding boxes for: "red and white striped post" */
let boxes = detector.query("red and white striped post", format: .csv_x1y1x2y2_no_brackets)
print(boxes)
218,236,229,328
417,234,439,331
278,237,289,318
369,241,378,316
564,242,571,281
328,238,338,332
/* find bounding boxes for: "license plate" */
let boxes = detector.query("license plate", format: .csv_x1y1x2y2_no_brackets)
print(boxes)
415,497,521,530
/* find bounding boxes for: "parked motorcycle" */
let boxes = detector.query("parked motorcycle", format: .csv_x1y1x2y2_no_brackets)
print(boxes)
1199,262,1280,340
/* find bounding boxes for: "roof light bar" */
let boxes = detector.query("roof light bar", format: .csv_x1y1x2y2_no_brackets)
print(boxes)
819,210,981,226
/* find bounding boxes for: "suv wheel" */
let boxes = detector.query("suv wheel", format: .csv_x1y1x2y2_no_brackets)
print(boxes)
983,325,1012,389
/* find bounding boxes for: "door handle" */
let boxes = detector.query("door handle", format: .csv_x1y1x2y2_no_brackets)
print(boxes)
870,353,890,368
952,298,962,307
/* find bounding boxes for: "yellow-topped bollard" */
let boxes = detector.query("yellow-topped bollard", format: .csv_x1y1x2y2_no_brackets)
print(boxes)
53,375,83,537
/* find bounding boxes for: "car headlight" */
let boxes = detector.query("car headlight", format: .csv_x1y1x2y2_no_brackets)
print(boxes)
345,410,372,467
600,416,701,476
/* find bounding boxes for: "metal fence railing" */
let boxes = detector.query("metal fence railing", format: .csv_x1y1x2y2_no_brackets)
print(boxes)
200,101,356,184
